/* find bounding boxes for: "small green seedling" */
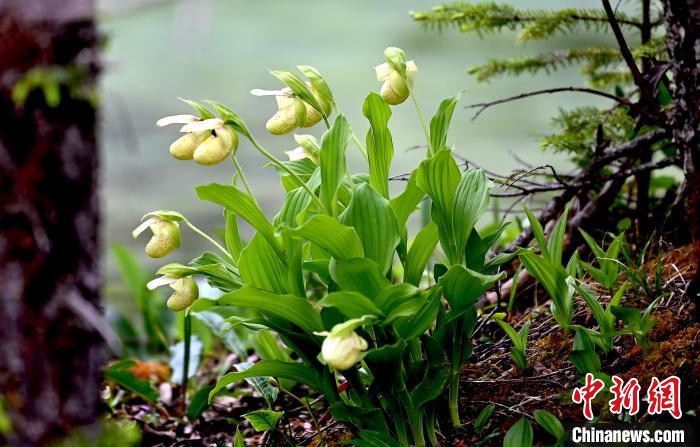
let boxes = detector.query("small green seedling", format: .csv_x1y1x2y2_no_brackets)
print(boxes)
495,319,530,369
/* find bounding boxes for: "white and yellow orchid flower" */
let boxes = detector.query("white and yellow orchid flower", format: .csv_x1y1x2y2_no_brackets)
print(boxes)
147,275,199,312
132,217,181,258
375,60,418,105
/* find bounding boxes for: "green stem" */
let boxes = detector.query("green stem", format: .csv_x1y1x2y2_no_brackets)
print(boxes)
183,220,231,260
181,311,191,415
448,316,464,428
448,371,461,428
425,407,438,446
231,156,257,204
351,132,368,160
279,383,325,446
408,86,431,155
248,135,327,213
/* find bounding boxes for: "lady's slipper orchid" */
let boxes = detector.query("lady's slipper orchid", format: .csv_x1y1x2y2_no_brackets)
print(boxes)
252,85,331,135
132,217,181,258
180,118,239,165
375,60,418,105
147,275,199,312
158,115,238,165
316,327,368,371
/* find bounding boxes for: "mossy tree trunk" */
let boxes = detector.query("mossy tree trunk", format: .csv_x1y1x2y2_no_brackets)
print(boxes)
0,1,102,445
663,0,700,303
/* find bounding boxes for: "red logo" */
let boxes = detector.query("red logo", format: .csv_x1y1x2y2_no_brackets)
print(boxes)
647,376,682,419
572,373,605,420
609,375,641,416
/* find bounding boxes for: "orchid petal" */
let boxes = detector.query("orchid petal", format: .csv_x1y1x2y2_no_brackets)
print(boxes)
180,118,224,133
250,88,287,97
156,114,198,127
147,275,178,290
132,217,157,238
285,147,307,161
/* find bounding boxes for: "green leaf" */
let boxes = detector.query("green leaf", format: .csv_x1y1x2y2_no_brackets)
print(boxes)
243,409,284,432
281,214,363,260
517,250,571,327
239,233,288,294
503,417,533,447
394,287,442,339
104,360,159,403
441,265,504,312
416,150,462,264
330,258,390,300
495,319,521,350
547,208,569,266
317,291,384,319
474,404,495,434
270,69,328,120
235,361,279,408
319,114,352,215
217,286,323,334
410,335,450,407
362,92,394,198
579,228,605,259
452,169,490,260
274,187,313,228
524,206,549,260
297,65,335,107
234,427,245,447
570,349,601,373
404,222,439,286
429,92,462,156
375,283,424,323
210,360,319,402
187,385,215,420
205,100,251,137
341,183,400,275
178,97,215,119
390,171,425,229
196,183,281,255
224,210,243,264
533,410,564,440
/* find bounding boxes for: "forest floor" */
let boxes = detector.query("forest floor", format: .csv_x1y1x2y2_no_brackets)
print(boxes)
106,244,699,447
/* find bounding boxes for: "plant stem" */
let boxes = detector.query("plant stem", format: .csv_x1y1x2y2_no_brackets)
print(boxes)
181,311,191,415
425,408,438,446
448,317,464,428
183,220,231,260
279,384,325,446
232,155,257,204
408,86,431,155
248,135,327,213
351,132,368,160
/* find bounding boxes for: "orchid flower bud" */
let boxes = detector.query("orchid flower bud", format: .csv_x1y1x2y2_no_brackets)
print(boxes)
286,134,320,164
375,53,418,106
320,330,368,371
266,95,307,135
166,276,198,312
133,217,181,258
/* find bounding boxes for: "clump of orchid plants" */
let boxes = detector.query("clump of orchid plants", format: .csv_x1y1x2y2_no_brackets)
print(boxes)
134,47,511,446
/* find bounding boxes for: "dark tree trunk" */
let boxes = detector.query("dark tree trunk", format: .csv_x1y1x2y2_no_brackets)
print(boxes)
663,0,700,301
0,1,102,445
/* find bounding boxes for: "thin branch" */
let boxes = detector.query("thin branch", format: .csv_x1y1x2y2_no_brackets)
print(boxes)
601,0,657,112
465,86,658,122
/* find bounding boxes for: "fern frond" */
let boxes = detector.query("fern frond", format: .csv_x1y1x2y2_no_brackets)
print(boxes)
410,3,646,40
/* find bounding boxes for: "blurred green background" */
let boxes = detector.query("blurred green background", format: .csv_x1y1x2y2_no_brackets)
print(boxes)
99,0,616,302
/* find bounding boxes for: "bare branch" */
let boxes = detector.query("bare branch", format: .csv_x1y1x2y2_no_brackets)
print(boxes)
465,86,659,122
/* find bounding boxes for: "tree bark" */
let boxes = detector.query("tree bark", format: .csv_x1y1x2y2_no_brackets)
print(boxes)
663,0,700,301
0,1,102,445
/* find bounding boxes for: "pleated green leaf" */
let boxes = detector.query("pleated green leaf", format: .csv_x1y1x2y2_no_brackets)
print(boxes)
440,265,505,311
209,360,319,402
404,222,439,286
196,183,281,255
317,291,384,319
330,258,389,300
239,233,288,294
428,92,462,156
281,214,363,260
319,115,352,215
362,92,394,198
341,183,400,275
217,286,323,334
